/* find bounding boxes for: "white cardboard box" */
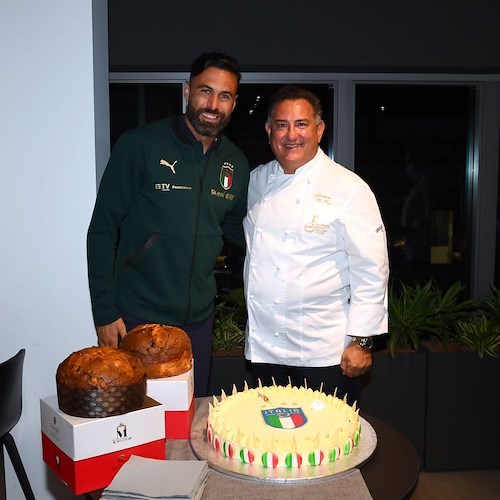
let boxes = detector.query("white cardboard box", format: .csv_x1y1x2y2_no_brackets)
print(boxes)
42,432,166,495
40,395,165,460
146,364,194,411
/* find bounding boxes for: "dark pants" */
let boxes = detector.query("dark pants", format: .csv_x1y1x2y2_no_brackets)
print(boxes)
250,362,361,406
120,311,214,398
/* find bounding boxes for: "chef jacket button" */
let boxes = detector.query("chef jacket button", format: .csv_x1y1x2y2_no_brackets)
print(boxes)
269,175,275,180
256,228,262,234
274,332,279,337
250,294,254,300
276,266,281,271
274,298,280,304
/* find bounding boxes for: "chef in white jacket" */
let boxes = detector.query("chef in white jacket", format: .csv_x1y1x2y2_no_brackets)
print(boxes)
243,86,389,404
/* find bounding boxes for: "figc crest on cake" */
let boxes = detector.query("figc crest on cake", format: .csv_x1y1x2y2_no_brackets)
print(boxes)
207,381,361,468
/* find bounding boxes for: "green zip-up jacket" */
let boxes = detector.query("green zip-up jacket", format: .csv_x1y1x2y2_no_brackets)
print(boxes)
87,116,249,327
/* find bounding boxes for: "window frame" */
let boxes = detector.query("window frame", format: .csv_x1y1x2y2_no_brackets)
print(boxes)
109,71,500,298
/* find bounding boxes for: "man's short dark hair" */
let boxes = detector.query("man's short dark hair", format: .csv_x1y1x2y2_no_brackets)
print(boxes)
267,85,323,122
190,52,241,84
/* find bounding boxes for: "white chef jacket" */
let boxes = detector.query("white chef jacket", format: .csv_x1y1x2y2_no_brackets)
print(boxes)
243,148,389,367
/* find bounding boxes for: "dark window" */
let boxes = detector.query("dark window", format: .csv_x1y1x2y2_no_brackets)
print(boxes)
354,84,473,291
109,83,181,147
496,134,500,288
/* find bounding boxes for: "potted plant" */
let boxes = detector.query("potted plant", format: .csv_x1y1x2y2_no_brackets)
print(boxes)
457,315,500,358
388,279,474,355
363,278,475,467
361,280,435,465
211,287,246,355
424,284,500,470
458,284,500,357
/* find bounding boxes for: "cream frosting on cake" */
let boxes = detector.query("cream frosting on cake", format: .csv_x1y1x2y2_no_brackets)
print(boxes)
207,382,361,468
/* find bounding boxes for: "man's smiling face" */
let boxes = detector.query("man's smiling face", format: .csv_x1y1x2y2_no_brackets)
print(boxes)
265,98,325,174
184,67,238,139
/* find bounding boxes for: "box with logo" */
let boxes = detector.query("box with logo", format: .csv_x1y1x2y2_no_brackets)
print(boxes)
40,395,166,495
146,364,195,439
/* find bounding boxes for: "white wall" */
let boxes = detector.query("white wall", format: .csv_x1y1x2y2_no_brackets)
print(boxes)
0,1,109,498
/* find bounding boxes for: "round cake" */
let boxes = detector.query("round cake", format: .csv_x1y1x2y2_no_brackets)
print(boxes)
207,382,361,468
120,323,193,378
56,346,146,418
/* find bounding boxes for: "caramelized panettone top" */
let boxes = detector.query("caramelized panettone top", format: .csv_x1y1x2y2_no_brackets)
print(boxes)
56,346,146,390
120,323,193,378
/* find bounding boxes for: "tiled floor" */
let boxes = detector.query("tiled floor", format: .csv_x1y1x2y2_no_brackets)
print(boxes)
411,469,500,499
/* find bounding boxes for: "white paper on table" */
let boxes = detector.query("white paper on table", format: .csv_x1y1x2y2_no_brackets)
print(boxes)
101,455,209,499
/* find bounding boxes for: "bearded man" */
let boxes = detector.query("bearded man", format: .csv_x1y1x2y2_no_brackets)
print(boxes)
87,52,249,396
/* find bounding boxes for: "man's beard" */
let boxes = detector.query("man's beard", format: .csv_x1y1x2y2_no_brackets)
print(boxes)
186,103,231,138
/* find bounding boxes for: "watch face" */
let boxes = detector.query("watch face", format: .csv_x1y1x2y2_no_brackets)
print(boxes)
359,337,373,349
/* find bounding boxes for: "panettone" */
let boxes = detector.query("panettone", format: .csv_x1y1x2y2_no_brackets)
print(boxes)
120,323,193,378
56,346,146,417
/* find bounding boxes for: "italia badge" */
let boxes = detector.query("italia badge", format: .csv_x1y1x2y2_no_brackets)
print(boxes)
219,162,234,190
262,407,307,429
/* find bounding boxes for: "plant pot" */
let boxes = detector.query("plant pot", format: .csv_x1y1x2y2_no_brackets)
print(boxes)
360,349,427,468
424,342,500,470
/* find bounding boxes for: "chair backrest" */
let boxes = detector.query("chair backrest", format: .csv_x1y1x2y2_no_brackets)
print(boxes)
0,349,26,438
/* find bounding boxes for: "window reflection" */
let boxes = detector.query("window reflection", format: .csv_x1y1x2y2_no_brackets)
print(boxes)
354,84,473,291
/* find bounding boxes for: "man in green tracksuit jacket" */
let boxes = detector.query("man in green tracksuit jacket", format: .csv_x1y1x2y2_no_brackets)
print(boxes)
87,52,249,396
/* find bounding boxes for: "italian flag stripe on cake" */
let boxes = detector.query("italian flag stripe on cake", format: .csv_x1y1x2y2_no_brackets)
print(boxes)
354,429,360,446
213,435,221,452
343,437,354,454
329,446,341,461
223,441,234,458
240,448,255,464
265,413,305,429
285,453,302,468
262,452,279,468
308,450,324,466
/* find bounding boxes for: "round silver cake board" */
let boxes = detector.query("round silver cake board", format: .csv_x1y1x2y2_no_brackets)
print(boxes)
190,399,377,484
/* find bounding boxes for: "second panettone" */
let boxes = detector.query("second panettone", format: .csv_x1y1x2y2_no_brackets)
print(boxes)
120,323,193,378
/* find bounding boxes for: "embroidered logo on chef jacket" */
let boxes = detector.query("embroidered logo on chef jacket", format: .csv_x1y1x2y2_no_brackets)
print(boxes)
219,162,234,190
314,193,332,205
304,215,329,234
159,158,177,173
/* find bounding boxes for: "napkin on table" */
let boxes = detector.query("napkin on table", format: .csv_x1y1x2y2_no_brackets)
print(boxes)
101,455,209,500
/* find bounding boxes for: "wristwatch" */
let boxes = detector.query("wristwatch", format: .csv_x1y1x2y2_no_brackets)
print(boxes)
350,336,374,351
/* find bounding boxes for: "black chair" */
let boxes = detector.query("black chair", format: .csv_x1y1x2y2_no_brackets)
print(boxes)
0,349,35,500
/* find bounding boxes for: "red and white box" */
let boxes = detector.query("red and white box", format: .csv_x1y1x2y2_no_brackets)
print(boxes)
40,395,166,495
146,364,195,439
